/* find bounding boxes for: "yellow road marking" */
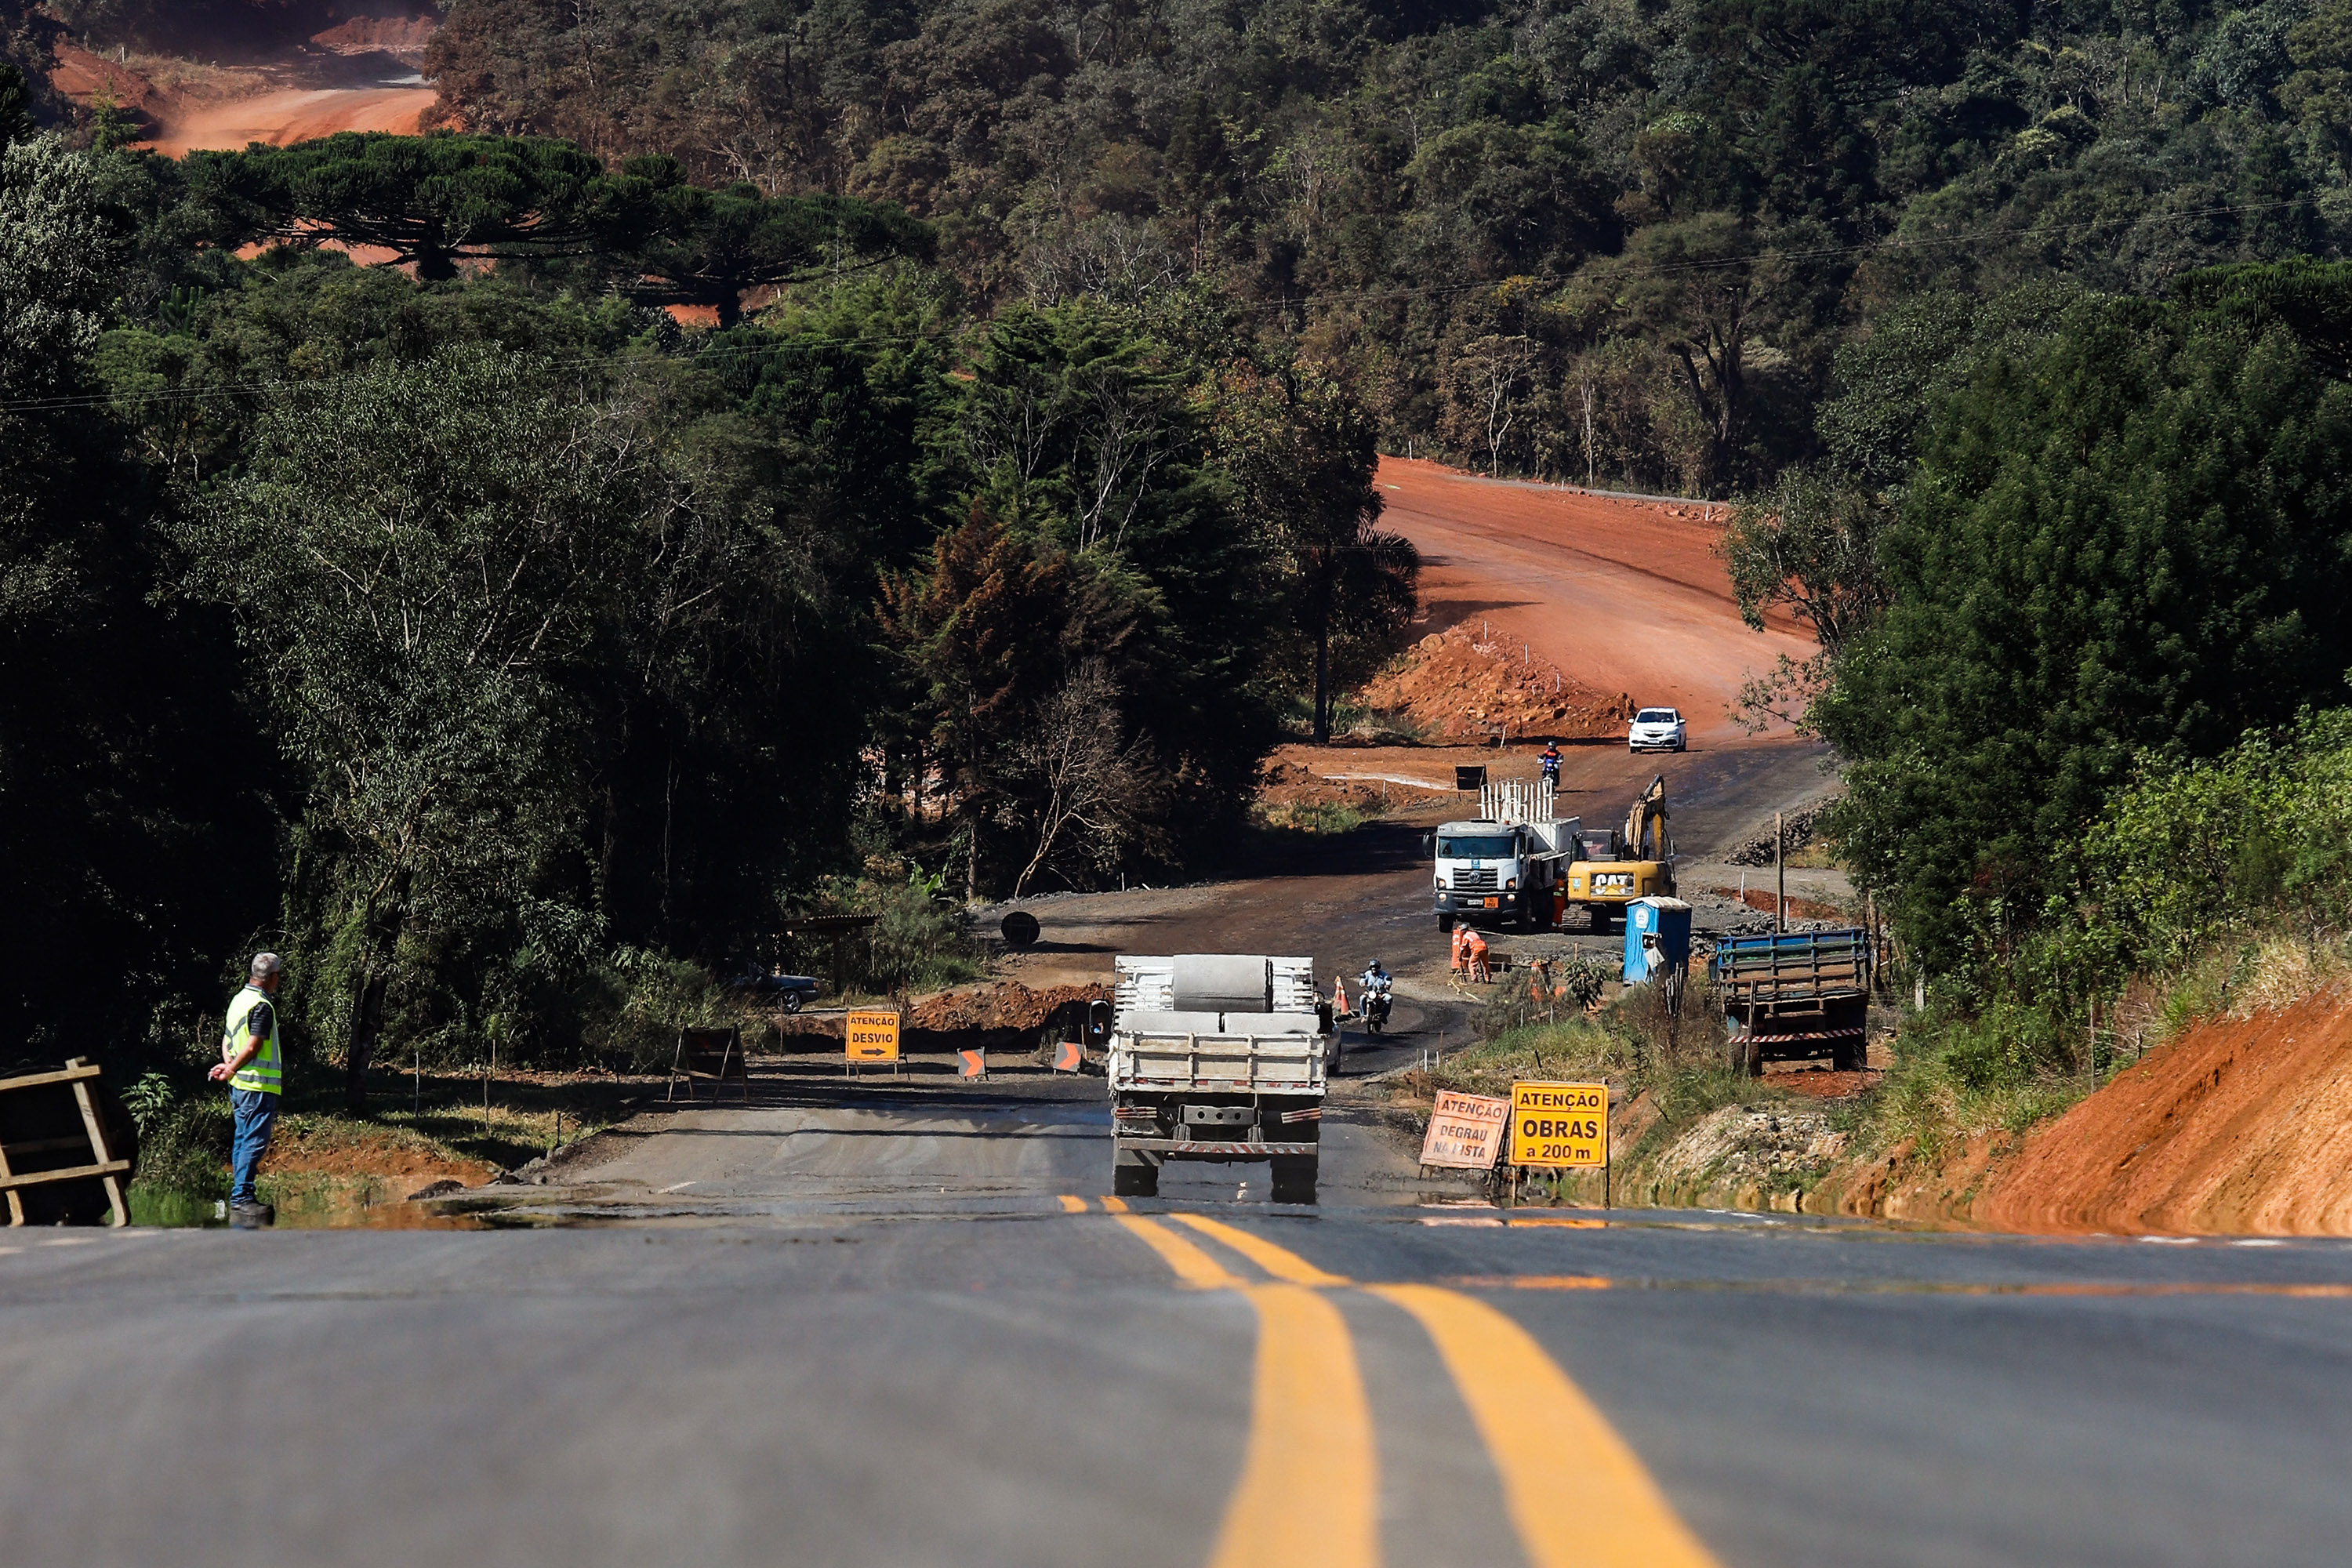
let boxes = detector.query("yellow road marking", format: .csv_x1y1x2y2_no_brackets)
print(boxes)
1443,1275,2352,1299
1369,1283,1722,1568
1113,1215,1247,1290
1100,1194,1131,1213
1171,1214,1352,1287
1058,1195,1088,1213
1210,1283,1380,1568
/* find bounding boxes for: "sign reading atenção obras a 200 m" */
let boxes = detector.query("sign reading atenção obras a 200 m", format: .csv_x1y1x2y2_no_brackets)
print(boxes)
1509,1080,1608,1168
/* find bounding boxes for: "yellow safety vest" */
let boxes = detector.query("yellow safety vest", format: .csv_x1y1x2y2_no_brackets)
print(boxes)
223,984,283,1094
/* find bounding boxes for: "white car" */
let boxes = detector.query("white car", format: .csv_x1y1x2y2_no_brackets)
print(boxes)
1628,706,1686,753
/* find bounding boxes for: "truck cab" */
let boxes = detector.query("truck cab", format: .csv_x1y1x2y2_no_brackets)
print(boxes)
1433,808,1579,931
1433,822,1529,931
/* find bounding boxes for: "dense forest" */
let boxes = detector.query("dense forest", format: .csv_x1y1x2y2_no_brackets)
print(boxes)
392,0,2352,492
12,0,2352,1113
0,92,1413,1095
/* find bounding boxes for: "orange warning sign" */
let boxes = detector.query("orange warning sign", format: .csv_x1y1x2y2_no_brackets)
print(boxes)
846,1010,900,1061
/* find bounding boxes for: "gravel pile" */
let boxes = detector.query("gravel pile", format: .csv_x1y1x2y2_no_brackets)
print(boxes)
1726,799,1838,866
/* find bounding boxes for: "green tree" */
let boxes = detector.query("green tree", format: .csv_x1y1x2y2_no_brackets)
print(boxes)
1817,280,2352,974
1717,466,1893,730
879,506,1089,899
177,347,656,1109
0,132,272,1063
187,132,638,282
1221,365,1419,744
621,162,937,327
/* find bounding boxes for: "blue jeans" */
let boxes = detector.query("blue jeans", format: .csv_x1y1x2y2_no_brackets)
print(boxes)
230,1087,278,1206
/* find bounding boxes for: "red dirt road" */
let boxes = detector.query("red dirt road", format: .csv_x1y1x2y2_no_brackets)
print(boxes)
1376,459,1813,740
146,85,436,157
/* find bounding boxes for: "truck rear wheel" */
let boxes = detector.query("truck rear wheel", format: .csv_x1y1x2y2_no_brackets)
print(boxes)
1112,1156,1159,1198
1832,1037,1863,1073
1269,1156,1317,1205
1728,1034,1761,1077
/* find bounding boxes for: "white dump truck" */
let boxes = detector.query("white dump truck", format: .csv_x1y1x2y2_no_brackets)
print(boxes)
1432,777,1581,932
1108,953,1330,1203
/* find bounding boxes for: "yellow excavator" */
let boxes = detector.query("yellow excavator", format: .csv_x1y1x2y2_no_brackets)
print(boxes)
1560,775,1675,933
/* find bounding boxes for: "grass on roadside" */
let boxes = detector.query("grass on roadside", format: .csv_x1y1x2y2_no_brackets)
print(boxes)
126,1065,663,1225
1254,799,1372,835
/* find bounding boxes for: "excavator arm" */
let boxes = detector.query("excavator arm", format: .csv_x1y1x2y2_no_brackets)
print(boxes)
1624,775,1672,863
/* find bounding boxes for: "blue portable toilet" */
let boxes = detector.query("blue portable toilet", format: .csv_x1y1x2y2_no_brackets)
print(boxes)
1624,897,1693,983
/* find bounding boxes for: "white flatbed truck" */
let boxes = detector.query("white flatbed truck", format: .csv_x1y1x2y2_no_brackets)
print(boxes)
1432,777,1580,932
1108,953,1330,1203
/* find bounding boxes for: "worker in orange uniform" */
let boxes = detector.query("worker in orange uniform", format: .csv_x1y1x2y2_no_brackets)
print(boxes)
1449,923,1469,977
1465,927,1491,983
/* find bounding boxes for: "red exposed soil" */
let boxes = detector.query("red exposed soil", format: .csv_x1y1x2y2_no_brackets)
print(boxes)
1709,886,1849,923
147,84,437,157
49,44,164,128
1766,1068,1881,1100
1977,989,2352,1236
1376,460,1814,741
1359,618,1632,743
259,1127,495,1189
1254,760,1396,818
310,16,438,64
768,981,1112,1048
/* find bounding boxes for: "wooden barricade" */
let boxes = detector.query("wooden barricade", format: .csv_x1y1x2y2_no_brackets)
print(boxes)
666,1026,750,1105
0,1057,132,1226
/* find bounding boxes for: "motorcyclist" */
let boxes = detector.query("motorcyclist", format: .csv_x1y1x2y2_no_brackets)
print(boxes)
1539,740,1563,785
1359,960,1394,1032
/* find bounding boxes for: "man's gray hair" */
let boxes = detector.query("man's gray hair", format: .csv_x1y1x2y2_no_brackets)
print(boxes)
249,952,285,981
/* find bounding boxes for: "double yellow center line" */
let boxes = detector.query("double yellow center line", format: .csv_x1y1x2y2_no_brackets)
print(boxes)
1105,1208,1722,1568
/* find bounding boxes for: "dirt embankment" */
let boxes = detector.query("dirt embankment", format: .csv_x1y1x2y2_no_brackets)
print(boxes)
310,16,437,66
1374,459,1817,742
771,982,1112,1051
49,44,176,136
49,24,440,158
1971,989,2352,1235
1622,989,2352,1235
1359,618,1633,744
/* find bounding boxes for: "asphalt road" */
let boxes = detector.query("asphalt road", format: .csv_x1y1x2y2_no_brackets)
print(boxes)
993,731,1842,1037
8,1073,2350,1566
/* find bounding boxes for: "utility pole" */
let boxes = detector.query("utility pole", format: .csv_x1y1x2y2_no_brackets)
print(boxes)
1775,811,1785,933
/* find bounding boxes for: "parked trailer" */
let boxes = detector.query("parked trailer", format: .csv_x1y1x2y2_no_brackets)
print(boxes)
1712,927,1871,1075
1108,954,1330,1203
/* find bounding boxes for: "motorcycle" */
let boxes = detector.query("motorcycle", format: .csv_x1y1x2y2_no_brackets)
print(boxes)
1359,975,1393,1035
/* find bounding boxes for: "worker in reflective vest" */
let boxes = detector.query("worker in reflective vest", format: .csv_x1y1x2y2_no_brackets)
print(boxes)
209,952,285,1228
